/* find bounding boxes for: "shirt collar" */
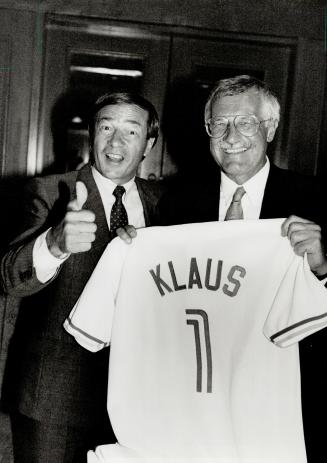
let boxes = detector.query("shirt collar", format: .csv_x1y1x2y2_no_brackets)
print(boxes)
220,157,270,205
91,165,136,196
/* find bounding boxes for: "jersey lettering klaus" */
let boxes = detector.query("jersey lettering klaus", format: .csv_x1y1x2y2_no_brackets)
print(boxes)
150,258,246,296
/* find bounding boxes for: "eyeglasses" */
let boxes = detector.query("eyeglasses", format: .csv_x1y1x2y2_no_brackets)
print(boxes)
205,115,272,138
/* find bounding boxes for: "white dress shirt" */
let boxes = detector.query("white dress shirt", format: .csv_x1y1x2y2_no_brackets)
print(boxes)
219,158,270,221
33,166,145,283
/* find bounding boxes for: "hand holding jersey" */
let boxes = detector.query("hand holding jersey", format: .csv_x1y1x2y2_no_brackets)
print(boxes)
116,224,137,244
282,215,327,276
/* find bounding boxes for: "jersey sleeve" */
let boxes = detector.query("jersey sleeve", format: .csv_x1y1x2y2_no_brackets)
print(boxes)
263,253,327,348
63,237,127,352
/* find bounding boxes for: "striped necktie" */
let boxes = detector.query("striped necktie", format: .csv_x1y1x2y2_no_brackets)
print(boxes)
110,185,128,236
224,186,246,220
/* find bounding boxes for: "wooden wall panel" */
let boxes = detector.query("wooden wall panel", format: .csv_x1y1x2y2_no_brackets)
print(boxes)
0,11,40,456
0,8,42,176
317,68,327,177
0,29,10,176
0,12,15,391
1,0,325,41
286,38,326,175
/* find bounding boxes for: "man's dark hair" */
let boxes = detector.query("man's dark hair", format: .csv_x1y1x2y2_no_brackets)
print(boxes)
88,92,160,146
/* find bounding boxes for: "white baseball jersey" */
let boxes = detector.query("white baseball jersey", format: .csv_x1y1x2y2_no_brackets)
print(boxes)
64,219,327,463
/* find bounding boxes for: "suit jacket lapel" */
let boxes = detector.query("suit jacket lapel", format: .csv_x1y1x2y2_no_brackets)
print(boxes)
198,170,221,222
135,178,157,226
260,164,289,219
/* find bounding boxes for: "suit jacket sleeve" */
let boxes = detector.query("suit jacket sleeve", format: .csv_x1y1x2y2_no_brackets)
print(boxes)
0,177,66,296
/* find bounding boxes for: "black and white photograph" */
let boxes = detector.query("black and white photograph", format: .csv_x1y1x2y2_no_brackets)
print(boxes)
0,1,326,462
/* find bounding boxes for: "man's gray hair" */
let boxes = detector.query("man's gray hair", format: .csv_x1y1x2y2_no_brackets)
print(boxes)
204,75,280,123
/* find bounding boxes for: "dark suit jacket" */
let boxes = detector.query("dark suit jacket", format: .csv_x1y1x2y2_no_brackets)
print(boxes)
0,164,165,429
158,163,327,462
158,163,326,228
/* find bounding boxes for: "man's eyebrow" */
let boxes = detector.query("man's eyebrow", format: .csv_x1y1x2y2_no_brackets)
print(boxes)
96,116,142,126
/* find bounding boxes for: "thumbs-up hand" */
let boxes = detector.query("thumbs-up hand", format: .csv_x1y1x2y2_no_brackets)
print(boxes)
67,181,88,212
46,181,97,257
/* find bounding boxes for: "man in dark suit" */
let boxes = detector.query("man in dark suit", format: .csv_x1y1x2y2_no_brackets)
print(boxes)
156,75,327,462
0,92,165,462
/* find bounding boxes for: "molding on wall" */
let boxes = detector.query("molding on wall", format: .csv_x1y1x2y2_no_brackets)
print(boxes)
0,34,10,177
0,0,325,40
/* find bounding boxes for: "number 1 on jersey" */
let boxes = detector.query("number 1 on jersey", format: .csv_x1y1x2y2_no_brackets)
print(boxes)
186,309,212,393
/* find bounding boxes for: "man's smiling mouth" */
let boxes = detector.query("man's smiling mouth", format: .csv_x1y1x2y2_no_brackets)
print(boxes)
105,153,124,162
223,148,248,154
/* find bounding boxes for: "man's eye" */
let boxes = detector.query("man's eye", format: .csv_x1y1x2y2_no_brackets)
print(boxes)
124,129,139,137
99,124,113,132
213,120,226,128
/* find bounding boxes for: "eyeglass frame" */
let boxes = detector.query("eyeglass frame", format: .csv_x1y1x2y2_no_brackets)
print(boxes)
205,114,273,139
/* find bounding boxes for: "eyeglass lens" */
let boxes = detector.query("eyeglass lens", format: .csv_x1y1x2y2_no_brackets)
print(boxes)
208,115,260,138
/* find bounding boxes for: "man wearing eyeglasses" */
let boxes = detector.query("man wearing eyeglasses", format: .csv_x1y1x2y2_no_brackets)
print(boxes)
158,75,327,279
154,75,327,463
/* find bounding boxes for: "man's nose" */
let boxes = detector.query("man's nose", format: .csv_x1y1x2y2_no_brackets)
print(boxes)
223,121,241,144
108,129,124,145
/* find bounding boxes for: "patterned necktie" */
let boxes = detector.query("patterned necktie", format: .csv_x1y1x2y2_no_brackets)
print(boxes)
110,185,128,236
224,186,246,220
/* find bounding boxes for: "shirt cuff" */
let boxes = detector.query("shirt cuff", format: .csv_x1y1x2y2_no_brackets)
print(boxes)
33,229,70,283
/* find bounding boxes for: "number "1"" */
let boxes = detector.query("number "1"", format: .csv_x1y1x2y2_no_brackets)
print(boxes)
186,309,212,393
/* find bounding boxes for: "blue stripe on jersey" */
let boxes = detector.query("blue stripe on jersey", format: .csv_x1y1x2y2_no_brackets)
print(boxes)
65,316,109,347
270,312,327,343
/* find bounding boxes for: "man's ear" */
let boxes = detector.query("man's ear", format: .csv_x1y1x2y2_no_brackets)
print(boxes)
143,137,155,158
266,120,278,143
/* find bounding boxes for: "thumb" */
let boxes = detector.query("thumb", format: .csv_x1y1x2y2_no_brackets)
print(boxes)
68,181,88,211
